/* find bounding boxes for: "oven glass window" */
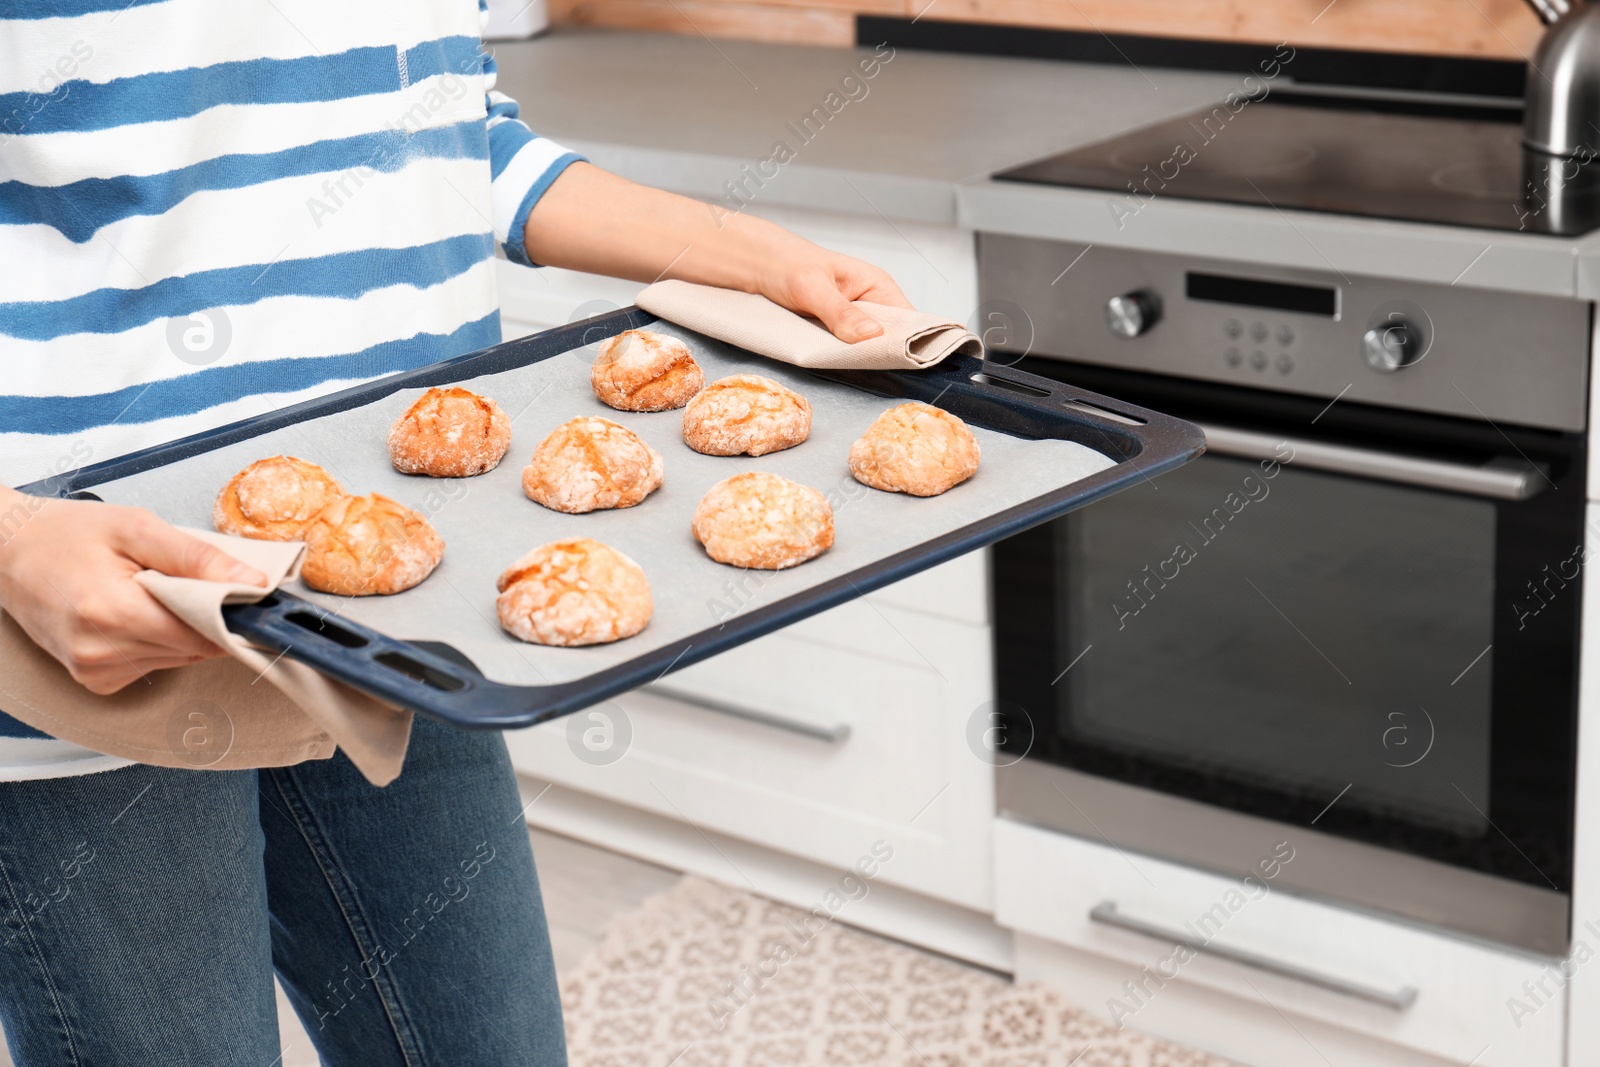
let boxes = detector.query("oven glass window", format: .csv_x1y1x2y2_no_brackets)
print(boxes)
1055,455,1495,837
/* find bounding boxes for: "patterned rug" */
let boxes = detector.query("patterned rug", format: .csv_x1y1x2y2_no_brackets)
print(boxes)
561,877,1239,1067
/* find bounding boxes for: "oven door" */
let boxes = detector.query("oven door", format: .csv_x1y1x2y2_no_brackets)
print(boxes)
993,362,1584,953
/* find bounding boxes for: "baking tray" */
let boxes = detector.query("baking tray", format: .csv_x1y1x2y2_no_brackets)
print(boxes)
26,308,1204,729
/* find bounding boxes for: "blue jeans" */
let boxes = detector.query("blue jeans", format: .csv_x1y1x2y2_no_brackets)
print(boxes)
0,719,567,1066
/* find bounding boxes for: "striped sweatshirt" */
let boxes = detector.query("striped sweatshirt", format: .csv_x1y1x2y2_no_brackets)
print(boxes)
0,0,582,779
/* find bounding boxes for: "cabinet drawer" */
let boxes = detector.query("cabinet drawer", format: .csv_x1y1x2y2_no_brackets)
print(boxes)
992,825,1568,1062
994,819,1562,1066
864,551,986,625
507,601,996,909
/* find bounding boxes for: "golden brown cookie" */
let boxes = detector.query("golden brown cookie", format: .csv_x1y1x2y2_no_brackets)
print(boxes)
300,493,445,596
848,402,981,497
522,416,665,514
692,472,833,570
496,538,652,646
591,330,704,412
213,456,345,541
387,386,512,478
681,374,810,457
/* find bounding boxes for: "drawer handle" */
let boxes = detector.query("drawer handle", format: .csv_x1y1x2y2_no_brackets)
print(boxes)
1088,901,1418,1011
647,684,851,744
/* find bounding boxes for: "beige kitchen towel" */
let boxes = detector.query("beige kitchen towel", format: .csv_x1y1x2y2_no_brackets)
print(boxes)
636,279,982,370
0,529,412,785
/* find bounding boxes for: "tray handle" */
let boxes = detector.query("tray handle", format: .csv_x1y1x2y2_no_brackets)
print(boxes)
223,592,486,704
807,356,1182,463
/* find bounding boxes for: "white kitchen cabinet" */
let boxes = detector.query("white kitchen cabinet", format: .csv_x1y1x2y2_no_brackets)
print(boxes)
1585,315,1600,504
504,589,997,912
497,209,999,917
1563,502,1600,1065
995,818,1565,1067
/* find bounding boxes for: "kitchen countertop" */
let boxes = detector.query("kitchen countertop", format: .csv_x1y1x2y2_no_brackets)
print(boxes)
496,29,1600,300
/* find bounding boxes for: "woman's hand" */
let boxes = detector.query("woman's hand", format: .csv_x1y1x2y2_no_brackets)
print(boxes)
754,243,912,344
0,491,266,694
525,163,914,343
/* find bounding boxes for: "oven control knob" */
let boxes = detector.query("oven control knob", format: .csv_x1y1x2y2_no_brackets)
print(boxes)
1106,291,1161,339
1363,319,1422,372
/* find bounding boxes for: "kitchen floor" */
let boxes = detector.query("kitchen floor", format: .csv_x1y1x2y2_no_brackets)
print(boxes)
0,827,681,1067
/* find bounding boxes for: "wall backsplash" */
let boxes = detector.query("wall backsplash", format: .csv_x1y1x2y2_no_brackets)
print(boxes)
548,0,1544,58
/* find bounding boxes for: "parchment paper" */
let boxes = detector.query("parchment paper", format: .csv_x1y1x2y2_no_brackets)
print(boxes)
89,326,1116,688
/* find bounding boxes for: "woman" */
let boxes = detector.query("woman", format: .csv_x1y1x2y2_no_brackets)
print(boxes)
0,3,908,1062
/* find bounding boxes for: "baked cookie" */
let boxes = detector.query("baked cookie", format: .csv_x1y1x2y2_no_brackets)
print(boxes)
692,472,833,570
496,538,652,646
387,387,512,478
848,402,981,497
681,375,810,457
213,456,345,541
300,493,445,596
522,416,664,514
591,330,704,412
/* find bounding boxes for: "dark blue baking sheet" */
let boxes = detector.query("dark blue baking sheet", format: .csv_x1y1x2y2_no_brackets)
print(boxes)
22,308,1204,729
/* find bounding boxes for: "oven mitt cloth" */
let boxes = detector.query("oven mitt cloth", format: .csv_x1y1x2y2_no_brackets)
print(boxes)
0,529,411,786
636,279,982,370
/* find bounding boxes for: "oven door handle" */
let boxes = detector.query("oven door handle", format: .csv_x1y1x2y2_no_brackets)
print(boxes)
1089,902,1419,1011
1197,423,1549,501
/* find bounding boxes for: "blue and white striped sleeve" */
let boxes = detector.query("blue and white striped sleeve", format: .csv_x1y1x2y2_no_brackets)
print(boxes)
479,2,584,267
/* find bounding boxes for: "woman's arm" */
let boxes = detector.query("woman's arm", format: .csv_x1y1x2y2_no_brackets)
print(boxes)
1,171,908,695
525,163,913,344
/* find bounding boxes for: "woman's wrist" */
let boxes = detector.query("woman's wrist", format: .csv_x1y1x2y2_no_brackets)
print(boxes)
670,210,816,299
0,486,43,555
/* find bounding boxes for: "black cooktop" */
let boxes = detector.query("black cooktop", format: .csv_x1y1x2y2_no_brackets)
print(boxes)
996,92,1600,237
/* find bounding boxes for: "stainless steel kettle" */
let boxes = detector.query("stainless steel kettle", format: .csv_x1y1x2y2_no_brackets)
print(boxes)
1525,0,1600,157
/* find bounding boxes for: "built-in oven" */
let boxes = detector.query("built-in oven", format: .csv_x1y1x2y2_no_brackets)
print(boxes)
980,235,1591,955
